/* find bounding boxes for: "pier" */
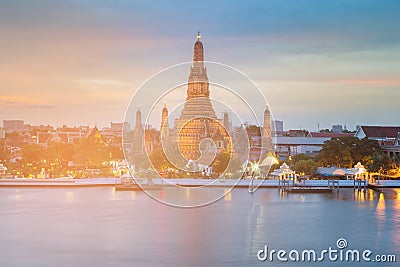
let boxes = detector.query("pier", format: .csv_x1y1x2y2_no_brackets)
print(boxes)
354,179,367,191
279,179,338,194
328,179,340,192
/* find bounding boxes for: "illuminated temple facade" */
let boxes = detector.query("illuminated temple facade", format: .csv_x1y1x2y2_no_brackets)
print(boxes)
130,33,273,168
171,32,231,161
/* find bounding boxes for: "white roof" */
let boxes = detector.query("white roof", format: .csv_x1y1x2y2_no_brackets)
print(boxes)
275,137,330,146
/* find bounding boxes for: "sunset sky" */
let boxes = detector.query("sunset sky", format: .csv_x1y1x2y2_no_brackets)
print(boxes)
1,0,399,131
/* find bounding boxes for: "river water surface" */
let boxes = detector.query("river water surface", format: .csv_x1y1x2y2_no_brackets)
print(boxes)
0,187,399,267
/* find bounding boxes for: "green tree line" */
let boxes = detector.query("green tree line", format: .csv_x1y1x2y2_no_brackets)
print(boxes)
288,137,396,175
4,136,124,177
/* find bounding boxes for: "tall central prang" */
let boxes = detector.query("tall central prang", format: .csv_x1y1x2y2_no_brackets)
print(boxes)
172,32,231,163
187,31,210,100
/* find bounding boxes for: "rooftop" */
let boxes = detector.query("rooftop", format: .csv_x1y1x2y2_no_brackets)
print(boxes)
360,126,400,139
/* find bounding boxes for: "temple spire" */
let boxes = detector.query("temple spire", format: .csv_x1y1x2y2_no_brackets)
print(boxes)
193,31,204,62
172,33,230,162
161,103,170,138
187,31,209,99
134,107,142,134
262,106,273,156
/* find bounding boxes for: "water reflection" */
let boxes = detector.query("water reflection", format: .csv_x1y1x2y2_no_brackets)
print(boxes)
376,193,386,214
278,188,287,199
185,187,190,199
368,189,375,200
245,203,266,259
393,189,400,252
354,190,366,202
14,188,22,201
223,189,232,201
110,188,136,200
65,191,74,203
375,193,386,240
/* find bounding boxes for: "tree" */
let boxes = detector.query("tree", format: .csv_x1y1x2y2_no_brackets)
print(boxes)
0,139,9,162
290,154,318,175
210,151,231,174
366,152,390,173
148,147,173,172
292,159,318,175
291,154,314,164
21,144,44,164
108,145,124,161
320,129,332,133
245,125,261,136
316,138,344,167
73,137,110,167
317,137,385,169
45,142,74,164
41,142,75,177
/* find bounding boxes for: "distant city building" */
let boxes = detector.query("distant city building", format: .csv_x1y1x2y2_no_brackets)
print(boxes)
331,124,344,133
37,131,84,147
110,122,131,132
30,125,55,133
101,122,131,143
0,127,5,139
3,120,26,132
273,120,283,135
79,126,90,133
274,137,330,159
285,129,308,137
56,125,83,132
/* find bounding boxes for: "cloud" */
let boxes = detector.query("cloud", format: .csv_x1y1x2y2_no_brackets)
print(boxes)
0,95,58,108
0,0,399,129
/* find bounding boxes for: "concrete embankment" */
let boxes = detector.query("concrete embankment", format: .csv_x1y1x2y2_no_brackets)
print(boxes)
0,178,121,187
0,178,399,188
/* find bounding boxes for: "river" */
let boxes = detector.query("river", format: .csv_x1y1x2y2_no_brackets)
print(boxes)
0,187,399,266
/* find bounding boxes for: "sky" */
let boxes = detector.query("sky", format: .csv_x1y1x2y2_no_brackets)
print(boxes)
0,0,399,131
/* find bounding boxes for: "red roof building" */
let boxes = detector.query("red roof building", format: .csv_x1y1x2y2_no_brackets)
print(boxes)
355,126,400,140
355,126,400,146
355,126,400,158
307,132,354,138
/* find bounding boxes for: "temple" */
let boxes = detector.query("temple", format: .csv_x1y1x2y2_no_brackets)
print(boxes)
129,33,273,173
171,32,232,162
